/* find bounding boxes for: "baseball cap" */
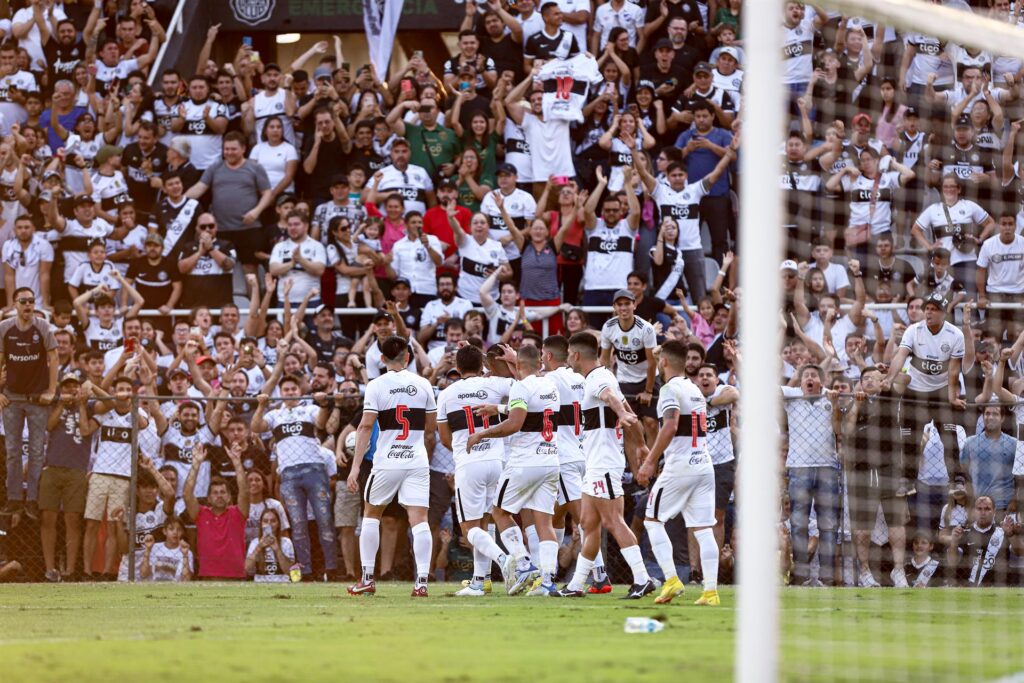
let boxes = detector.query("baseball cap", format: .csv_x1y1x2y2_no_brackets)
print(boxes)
196,355,216,366
73,194,96,206
635,79,655,93
904,106,919,118
276,193,297,206
719,46,740,61
167,366,191,379
263,62,282,73
929,247,951,261
496,162,518,175
330,173,350,186
372,309,393,323
780,259,799,272
954,114,973,128
392,277,412,289
654,38,674,51
144,232,164,246
694,61,713,74
612,288,635,303
436,177,457,190
852,112,872,126
923,291,948,311
59,373,82,385
314,66,333,82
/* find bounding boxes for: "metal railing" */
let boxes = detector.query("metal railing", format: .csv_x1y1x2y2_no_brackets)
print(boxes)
147,0,188,86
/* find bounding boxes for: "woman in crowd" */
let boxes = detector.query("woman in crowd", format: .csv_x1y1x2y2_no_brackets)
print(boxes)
245,508,296,583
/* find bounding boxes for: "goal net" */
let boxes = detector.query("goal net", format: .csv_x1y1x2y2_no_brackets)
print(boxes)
736,1,1024,681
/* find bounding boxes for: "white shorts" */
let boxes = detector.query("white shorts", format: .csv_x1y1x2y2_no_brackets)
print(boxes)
496,465,559,514
454,460,503,523
646,470,716,527
557,460,585,505
584,468,624,501
365,467,430,508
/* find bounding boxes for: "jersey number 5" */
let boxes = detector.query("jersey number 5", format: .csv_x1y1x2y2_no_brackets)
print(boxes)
542,408,555,442
396,404,410,441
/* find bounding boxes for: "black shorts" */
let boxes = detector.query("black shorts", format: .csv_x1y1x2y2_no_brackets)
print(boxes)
847,466,907,531
428,470,453,527
224,227,266,266
713,460,736,511
621,380,659,420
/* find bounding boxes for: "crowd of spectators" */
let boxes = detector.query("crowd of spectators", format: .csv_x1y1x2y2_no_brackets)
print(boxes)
0,0,1022,588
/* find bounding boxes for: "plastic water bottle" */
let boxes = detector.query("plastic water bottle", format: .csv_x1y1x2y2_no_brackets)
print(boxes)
624,617,665,633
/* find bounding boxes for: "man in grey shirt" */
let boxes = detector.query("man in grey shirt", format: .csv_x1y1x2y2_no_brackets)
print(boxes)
187,131,274,275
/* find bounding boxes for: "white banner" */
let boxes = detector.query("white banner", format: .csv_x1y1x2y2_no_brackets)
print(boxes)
363,0,405,77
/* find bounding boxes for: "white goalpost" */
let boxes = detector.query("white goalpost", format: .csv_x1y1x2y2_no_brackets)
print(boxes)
735,2,1024,682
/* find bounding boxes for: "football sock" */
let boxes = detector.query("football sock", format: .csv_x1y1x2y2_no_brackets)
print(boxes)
553,526,565,545
472,546,491,584
411,522,432,581
359,518,380,582
644,520,678,582
525,524,540,560
694,528,719,592
500,527,532,571
592,550,607,582
620,544,650,585
467,526,505,563
539,540,559,585
568,554,596,592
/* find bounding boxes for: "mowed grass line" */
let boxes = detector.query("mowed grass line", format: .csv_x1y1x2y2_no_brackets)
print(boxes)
1,584,1022,682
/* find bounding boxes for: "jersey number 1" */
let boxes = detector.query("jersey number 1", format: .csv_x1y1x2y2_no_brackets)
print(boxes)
691,412,707,447
462,405,490,435
555,76,574,100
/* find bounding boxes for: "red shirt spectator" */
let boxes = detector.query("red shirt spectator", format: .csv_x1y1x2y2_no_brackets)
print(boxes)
183,444,249,579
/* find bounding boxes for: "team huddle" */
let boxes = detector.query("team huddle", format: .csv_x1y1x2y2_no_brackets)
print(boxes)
342,288,721,605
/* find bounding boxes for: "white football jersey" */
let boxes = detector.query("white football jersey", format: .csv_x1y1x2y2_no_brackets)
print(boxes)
263,404,323,471
899,320,966,393
178,98,228,170
914,200,991,266
546,365,586,465
538,54,603,123
479,188,536,260
582,218,634,291
375,163,434,216
705,385,736,465
456,235,507,304
92,408,145,477
505,373,560,468
436,375,514,468
580,366,626,471
600,316,657,385
362,368,436,470
658,376,713,474
653,180,709,251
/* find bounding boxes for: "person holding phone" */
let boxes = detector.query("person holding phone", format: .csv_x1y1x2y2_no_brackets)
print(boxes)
245,508,295,582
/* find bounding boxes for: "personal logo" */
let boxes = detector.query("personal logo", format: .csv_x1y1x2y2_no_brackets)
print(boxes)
940,343,951,353
230,0,276,27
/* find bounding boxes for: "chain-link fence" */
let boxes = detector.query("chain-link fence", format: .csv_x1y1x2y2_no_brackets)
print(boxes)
0,391,676,585
781,390,1023,589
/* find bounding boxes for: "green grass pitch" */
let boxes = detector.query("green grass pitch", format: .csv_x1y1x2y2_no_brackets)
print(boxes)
1,584,1022,682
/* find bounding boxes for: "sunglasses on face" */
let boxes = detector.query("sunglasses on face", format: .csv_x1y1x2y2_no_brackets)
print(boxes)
17,297,35,305
198,223,216,230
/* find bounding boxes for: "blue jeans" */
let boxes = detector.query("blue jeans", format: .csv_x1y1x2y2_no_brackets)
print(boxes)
3,393,49,503
280,463,337,575
788,466,840,583
680,248,707,304
910,482,947,534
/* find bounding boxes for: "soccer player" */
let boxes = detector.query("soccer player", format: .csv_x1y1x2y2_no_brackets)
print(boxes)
347,336,437,597
436,345,517,597
541,335,610,592
638,341,720,605
559,333,656,599
466,344,562,596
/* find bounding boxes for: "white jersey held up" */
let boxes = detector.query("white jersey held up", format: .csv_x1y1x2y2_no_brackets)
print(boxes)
537,54,603,123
